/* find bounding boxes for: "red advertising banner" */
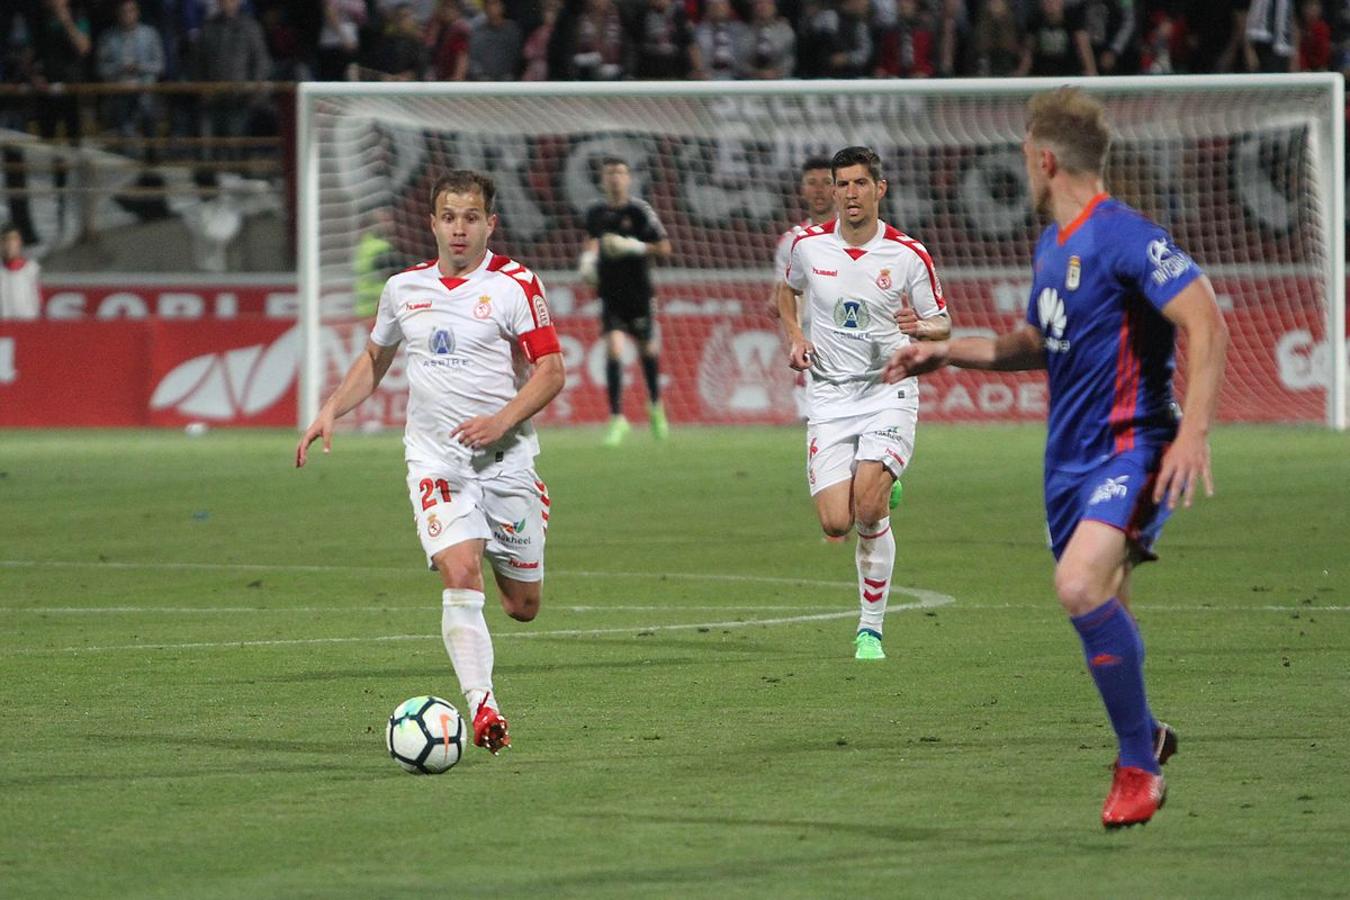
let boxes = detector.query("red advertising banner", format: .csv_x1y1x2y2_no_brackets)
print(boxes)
2,276,1341,428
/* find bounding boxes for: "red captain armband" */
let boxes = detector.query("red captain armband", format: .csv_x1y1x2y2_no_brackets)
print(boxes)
519,325,561,362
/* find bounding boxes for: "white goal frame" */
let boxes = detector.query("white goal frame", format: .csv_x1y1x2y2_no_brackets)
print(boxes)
296,75,1346,431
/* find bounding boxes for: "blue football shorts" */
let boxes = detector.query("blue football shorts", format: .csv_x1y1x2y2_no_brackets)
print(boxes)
1044,446,1173,562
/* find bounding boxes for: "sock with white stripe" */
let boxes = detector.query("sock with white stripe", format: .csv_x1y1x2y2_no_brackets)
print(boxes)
855,517,894,635
441,588,496,714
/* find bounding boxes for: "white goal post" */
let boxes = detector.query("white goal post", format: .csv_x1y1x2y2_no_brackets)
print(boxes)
297,75,1346,431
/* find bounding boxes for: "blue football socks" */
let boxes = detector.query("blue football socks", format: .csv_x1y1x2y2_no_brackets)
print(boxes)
1071,597,1160,773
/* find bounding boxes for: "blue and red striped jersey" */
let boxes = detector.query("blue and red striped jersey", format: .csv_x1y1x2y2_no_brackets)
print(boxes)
1025,194,1202,472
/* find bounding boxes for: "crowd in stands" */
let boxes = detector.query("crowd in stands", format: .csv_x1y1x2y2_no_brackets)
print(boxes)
2,0,1348,92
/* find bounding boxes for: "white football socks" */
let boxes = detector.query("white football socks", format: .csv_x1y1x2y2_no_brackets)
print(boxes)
442,588,496,714
855,517,895,635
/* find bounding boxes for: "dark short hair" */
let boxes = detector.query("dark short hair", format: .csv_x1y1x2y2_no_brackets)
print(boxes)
801,156,832,175
600,156,629,170
830,146,884,183
0,221,19,237
429,170,496,214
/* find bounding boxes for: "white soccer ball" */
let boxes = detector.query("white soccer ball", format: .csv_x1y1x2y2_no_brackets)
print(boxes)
386,696,466,775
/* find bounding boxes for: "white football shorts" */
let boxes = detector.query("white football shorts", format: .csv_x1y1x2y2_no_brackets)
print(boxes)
806,406,916,496
405,464,550,582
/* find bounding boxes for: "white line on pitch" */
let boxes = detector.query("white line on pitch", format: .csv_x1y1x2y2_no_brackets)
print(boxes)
1,598,953,656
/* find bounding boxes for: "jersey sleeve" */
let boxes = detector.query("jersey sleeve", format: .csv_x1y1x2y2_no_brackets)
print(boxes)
900,238,946,317
637,200,668,243
584,204,603,239
503,274,562,362
368,279,403,347
1114,217,1203,312
772,232,793,283
785,236,807,292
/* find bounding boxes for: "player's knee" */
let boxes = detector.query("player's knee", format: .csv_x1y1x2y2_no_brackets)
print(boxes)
502,590,540,622
434,555,481,591
821,517,851,538
1053,567,1107,615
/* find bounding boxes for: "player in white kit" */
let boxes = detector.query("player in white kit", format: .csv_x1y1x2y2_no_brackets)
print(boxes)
296,170,566,755
775,146,951,660
769,158,836,423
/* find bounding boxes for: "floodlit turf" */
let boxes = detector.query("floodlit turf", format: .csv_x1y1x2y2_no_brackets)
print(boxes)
1,424,1347,898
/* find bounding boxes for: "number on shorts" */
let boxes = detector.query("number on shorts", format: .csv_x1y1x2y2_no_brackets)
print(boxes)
419,478,453,511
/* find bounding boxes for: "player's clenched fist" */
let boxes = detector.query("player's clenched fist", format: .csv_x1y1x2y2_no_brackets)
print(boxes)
883,342,949,383
788,339,815,371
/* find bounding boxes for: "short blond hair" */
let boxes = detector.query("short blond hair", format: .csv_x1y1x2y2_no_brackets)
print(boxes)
1026,87,1110,176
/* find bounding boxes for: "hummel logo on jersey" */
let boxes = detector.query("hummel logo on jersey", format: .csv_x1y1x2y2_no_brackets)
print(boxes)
1089,475,1130,506
1037,287,1070,353
405,301,432,311
812,267,837,277
430,328,455,355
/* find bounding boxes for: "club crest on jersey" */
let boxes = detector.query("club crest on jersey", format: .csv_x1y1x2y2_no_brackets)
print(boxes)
427,513,443,538
1066,256,1081,291
473,296,492,319
430,328,455,355
876,268,892,290
833,298,870,330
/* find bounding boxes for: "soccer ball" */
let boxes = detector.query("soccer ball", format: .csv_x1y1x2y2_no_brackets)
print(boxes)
386,695,466,775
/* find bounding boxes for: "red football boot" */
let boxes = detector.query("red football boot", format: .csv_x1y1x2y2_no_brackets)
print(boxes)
472,698,511,755
1102,765,1166,829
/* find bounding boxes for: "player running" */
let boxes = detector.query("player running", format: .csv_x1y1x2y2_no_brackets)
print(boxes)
775,146,951,661
884,87,1228,828
578,156,673,446
296,170,566,756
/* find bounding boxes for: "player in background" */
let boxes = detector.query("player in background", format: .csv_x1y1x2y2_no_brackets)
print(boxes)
0,222,41,320
775,146,951,661
578,156,673,447
884,87,1228,828
769,157,835,423
296,170,566,756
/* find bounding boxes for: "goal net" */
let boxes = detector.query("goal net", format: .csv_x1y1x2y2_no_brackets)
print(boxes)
297,76,1346,431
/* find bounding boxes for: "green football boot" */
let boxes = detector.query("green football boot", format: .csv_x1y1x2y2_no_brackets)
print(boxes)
854,630,886,661
649,402,670,440
602,415,631,447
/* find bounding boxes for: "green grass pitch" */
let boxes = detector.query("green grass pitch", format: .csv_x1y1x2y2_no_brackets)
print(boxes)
1,424,1347,898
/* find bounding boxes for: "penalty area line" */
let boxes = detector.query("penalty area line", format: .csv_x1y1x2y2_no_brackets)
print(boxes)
2,597,955,656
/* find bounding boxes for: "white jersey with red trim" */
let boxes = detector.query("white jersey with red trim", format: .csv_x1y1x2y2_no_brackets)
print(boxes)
775,218,814,332
786,218,946,422
370,250,559,474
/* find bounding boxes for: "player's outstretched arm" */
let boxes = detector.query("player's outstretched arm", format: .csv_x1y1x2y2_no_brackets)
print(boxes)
295,340,400,467
1154,276,1229,509
883,325,1044,382
452,353,566,450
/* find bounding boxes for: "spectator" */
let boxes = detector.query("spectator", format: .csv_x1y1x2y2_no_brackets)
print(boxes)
195,0,271,156
96,0,165,158
971,0,1024,75
1140,8,1178,73
317,0,364,80
377,2,431,78
0,223,41,321
468,0,523,79
625,0,696,79
743,0,795,78
378,0,437,29
1080,0,1139,75
1299,0,1332,69
32,0,92,142
426,0,470,80
1017,0,1095,76
693,0,750,78
794,0,835,76
876,0,936,78
520,0,559,79
1245,0,1297,71
1182,0,1243,72
935,0,970,77
552,0,626,79
820,0,874,78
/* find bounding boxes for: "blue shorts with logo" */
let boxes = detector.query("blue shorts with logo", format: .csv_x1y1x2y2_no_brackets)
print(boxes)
1044,446,1172,561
